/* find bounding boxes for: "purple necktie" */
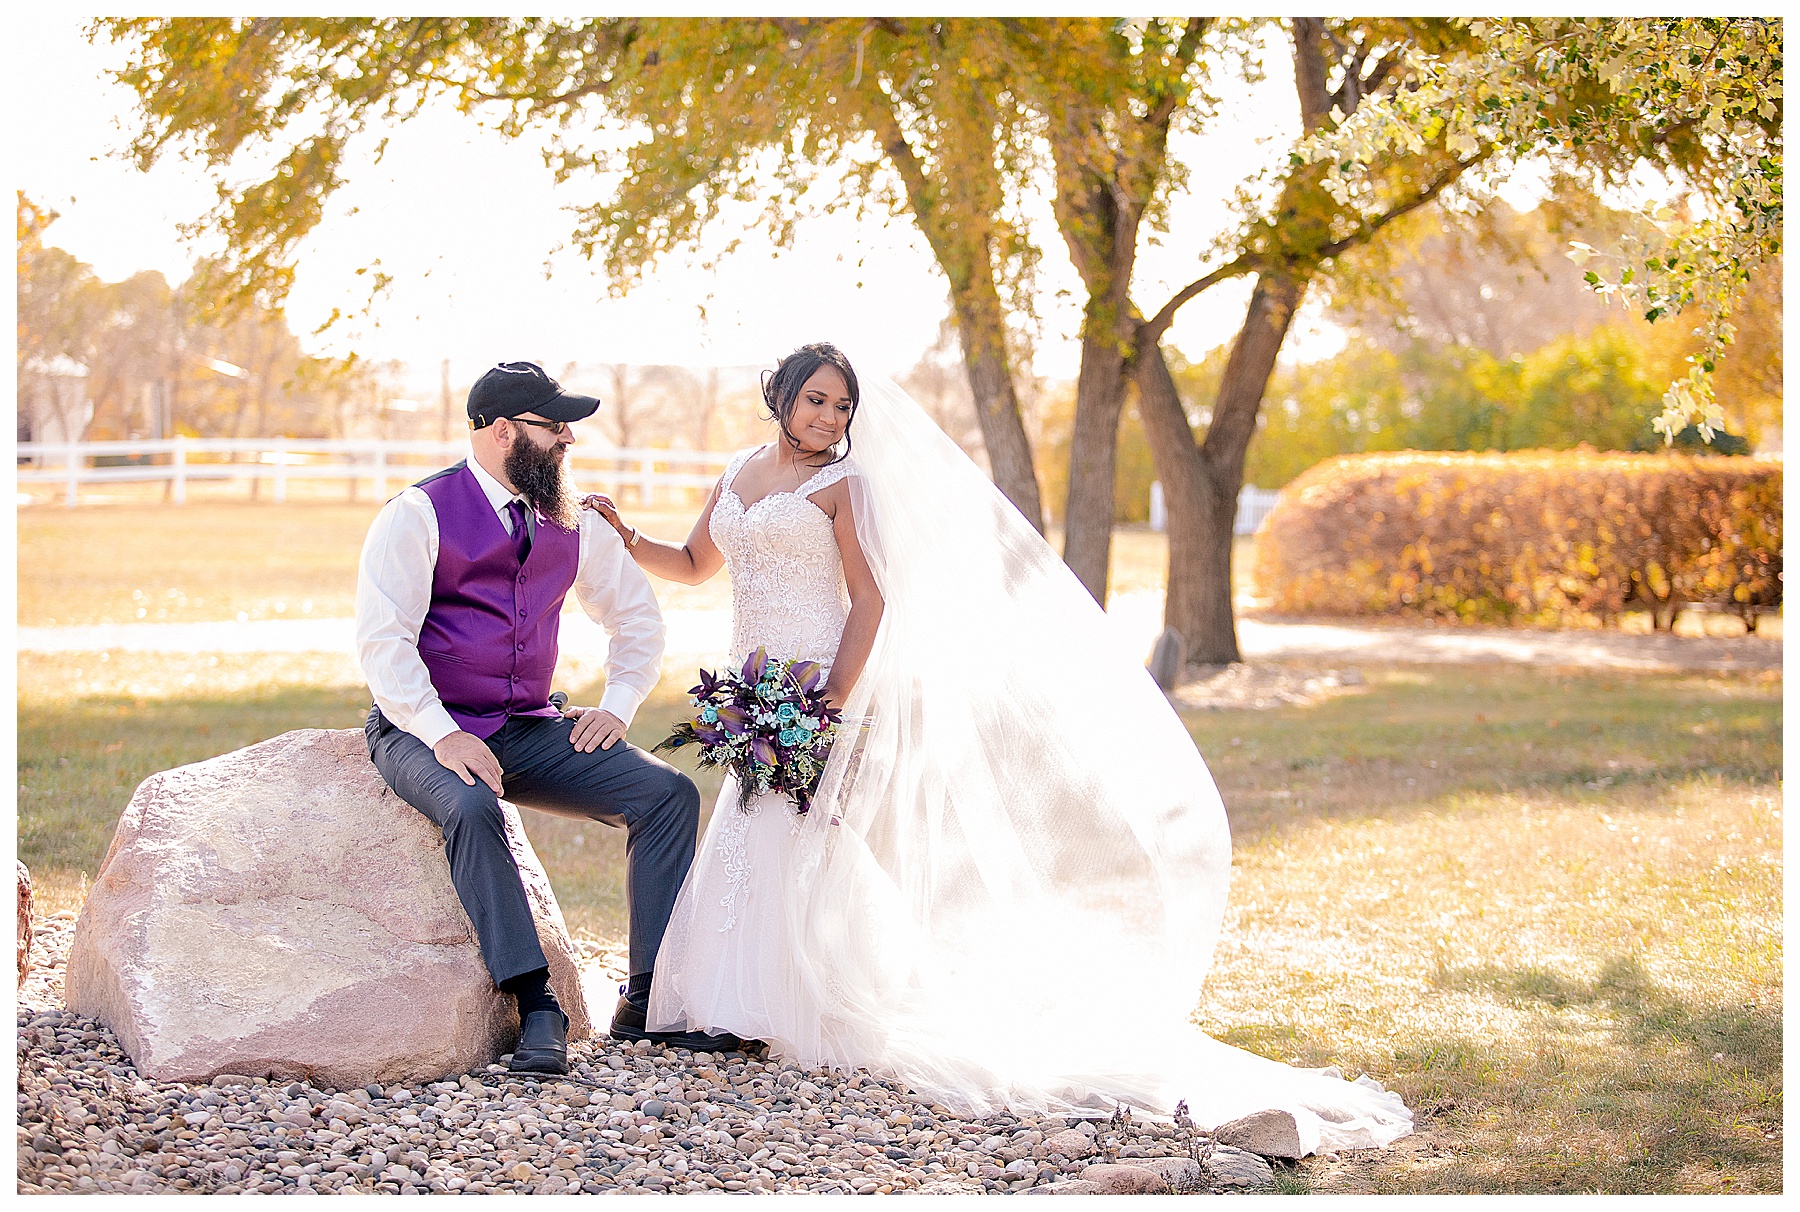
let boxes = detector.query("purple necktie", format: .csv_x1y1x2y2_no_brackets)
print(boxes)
506,499,533,564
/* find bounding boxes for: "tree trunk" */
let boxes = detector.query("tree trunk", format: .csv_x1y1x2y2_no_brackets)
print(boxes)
949,284,1044,532
1051,168,1135,606
1134,272,1304,664
1060,333,1128,602
1135,345,1236,662
864,90,1046,535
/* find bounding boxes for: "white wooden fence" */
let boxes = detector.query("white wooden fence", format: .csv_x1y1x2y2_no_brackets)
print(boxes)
15,438,732,507
1149,481,1282,536
18,439,1285,534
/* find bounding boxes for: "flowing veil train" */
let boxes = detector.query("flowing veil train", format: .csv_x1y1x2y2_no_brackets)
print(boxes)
733,366,1411,1153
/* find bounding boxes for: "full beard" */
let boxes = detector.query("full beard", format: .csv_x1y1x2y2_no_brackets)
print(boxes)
504,439,579,530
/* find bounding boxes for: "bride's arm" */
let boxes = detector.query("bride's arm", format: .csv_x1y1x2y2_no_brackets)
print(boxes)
817,478,884,709
582,480,727,586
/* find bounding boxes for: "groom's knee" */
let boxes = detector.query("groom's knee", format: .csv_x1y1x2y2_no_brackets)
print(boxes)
648,764,700,834
667,768,700,824
438,782,506,841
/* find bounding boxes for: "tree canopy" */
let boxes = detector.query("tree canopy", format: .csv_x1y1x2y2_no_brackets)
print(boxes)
91,17,1782,662
1301,17,1781,441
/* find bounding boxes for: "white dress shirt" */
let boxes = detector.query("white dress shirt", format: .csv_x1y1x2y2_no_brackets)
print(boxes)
355,456,665,748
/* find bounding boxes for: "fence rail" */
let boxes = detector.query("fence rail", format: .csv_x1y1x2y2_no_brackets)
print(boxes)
16,438,733,507
1150,481,1282,536
19,439,1285,534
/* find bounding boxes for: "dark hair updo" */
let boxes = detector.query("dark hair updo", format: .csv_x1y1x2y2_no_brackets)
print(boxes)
761,341,859,466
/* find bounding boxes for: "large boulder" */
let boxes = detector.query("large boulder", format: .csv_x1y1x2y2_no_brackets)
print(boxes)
65,729,591,1086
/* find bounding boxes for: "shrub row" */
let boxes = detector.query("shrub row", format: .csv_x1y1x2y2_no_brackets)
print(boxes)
1255,451,1782,630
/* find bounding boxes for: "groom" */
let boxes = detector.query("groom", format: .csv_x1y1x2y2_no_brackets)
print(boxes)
354,360,740,1074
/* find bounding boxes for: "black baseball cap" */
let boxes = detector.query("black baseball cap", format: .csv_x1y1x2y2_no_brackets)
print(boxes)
467,362,601,428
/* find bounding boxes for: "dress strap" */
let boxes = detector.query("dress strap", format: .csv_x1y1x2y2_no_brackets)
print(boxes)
797,456,857,498
721,445,767,495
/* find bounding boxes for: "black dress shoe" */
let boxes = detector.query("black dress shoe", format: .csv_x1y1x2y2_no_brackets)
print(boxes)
609,993,747,1053
509,1009,570,1075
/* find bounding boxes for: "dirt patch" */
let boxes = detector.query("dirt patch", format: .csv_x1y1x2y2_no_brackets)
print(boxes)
1170,663,1369,711
1237,614,1780,674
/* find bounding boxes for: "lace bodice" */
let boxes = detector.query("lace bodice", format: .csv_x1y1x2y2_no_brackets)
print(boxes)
710,445,855,671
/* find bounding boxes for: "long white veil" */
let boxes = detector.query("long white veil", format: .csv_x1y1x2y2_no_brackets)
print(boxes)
767,370,1411,1152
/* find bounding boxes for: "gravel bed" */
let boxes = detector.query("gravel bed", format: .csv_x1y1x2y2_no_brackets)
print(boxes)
18,916,1250,1196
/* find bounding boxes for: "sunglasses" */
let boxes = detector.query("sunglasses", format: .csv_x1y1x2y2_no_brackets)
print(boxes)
474,414,569,435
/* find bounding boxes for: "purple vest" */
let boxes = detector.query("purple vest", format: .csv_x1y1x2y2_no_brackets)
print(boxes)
415,462,579,739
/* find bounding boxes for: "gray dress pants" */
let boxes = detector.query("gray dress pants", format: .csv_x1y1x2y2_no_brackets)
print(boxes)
364,706,700,986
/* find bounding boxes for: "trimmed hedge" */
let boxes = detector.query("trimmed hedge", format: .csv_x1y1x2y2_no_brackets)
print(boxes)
1255,451,1782,630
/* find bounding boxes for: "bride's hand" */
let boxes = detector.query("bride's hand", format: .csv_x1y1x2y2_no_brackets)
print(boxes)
581,493,632,542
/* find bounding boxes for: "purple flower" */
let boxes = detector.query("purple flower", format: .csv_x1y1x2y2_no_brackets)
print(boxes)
658,652,841,818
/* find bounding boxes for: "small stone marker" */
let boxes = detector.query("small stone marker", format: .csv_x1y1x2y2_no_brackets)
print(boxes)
1147,628,1186,690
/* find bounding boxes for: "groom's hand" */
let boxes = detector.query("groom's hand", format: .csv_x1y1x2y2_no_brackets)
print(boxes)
433,730,504,794
568,707,627,753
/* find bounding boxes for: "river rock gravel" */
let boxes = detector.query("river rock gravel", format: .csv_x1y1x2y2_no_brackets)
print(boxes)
18,914,1278,1195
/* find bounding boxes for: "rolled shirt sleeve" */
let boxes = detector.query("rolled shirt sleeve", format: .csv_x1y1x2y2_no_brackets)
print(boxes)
354,488,462,748
573,510,666,726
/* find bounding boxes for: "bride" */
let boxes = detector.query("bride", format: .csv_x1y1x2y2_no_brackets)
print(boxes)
585,342,1412,1155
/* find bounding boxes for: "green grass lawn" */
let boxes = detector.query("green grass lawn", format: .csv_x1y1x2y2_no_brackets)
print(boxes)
1184,668,1781,1193
16,649,1780,1193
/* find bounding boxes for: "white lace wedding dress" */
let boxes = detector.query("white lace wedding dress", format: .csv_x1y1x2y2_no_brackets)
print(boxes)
648,389,1413,1155
648,446,855,1052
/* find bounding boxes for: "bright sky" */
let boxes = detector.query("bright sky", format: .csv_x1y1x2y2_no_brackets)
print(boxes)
8,15,1539,395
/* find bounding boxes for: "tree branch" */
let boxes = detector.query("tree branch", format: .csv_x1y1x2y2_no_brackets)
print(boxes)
1359,49,1400,100
1342,41,1379,114
1292,18,1333,133
457,77,612,107
1142,17,1212,132
1315,151,1489,263
1133,253,1258,352
860,86,934,222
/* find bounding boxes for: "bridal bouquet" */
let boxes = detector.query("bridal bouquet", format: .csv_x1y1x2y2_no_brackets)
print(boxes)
654,647,841,815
